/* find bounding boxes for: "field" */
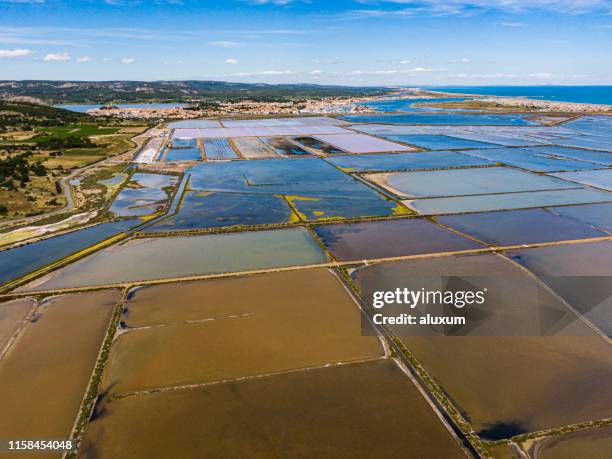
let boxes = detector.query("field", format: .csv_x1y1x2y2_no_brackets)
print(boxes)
0,101,148,219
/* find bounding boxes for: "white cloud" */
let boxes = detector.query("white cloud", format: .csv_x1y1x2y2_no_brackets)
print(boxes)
209,40,240,48
0,48,31,58
232,70,293,76
121,57,135,64
501,22,526,27
347,1,612,18
76,56,91,63
410,66,432,72
44,52,70,61
460,57,470,63
528,72,553,78
399,59,411,64
103,57,112,61
225,58,239,64
310,69,322,75
248,0,303,5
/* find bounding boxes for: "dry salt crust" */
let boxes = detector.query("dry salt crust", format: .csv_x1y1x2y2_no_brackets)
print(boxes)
134,136,164,163
168,120,222,129
313,133,414,154
172,125,350,140
221,117,348,127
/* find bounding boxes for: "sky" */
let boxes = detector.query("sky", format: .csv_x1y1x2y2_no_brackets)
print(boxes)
1,0,612,85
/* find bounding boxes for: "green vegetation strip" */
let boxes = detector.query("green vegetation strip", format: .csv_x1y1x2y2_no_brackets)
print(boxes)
66,289,128,458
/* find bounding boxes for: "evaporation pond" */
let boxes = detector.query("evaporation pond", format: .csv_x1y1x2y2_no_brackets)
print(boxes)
110,173,178,217
326,151,492,172
354,254,612,433
18,227,327,291
548,202,612,231
81,360,465,459
232,137,279,159
368,166,579,198
551,169,612,191
0,219,139,286
314,218,480,261
288,195,399,221
383,134,499,150
144,191,294,231
342,113,534,125
203,138,238,160
103,269,382,394
437,208,606,246
463,148,603,172
509,240,612,336
407,188,612,215
164,147,201,162
0,291,120,441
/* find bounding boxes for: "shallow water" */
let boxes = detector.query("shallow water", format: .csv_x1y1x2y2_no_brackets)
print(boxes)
354,255,612,431
0,290,119,443
314,218,481,261
103,269,381,394
203,138,238,159
527,146,612,167
19,228,327,291
463,148,603,172
325,151,493,172
289,195,399,221
0,298,34,352
437,209,606,246
0,219,140,286
82,360,465,459
144,191,294,231
371,167,579,199
383,134,500,150
164,147,201,162
551,169,612,191
109,173,178,217
406,188,612,215
508,241,612,336
342,113,534,125
548,202,612,231
188,158,384,200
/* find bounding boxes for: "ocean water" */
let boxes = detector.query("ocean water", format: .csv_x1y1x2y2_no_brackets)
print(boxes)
424,86,612,105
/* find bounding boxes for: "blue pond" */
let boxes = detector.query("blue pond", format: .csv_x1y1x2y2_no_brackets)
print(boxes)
0,219,139,286
382,134,500,150
341,113,534,126
325,151,493,172
144,191,294,231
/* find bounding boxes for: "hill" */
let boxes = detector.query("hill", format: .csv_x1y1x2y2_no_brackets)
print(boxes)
0,81,389,104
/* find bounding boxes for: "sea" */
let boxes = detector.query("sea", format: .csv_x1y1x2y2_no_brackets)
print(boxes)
423,86,612,105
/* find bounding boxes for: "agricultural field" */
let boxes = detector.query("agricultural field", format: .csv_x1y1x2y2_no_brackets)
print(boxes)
0,101,149,220
1,113,612,459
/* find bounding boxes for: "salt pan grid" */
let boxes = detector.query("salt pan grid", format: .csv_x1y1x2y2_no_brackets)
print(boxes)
313,133,414,154
172,124,350,140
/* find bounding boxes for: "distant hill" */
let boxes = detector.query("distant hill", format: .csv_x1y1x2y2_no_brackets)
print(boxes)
0,100,89,128
0,81,390,104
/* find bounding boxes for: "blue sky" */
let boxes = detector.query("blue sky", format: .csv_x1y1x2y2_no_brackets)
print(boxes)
1,0,612,85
